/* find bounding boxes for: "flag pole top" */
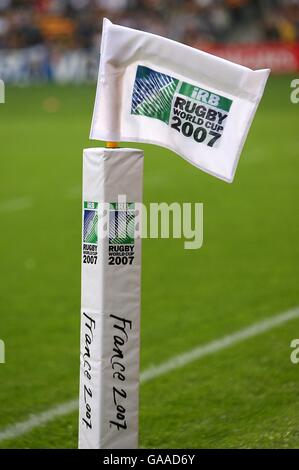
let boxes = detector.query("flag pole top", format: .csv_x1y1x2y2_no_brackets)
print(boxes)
106,141,118,148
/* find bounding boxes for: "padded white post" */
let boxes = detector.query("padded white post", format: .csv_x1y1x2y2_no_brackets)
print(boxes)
79,147,143,449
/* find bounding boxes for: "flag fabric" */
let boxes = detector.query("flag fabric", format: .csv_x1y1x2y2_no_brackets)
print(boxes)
90,18,270,183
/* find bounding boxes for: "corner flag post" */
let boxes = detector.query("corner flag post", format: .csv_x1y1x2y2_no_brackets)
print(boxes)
79,143,144,448
79,16,269,450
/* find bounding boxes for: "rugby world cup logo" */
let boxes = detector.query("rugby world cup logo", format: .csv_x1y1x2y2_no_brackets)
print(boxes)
82,201,98,266
108,202,136,266
83,202,98,244
109,202,135,245
131,65,232,148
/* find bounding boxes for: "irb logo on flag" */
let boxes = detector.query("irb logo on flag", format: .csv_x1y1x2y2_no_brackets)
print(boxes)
131,65,232,148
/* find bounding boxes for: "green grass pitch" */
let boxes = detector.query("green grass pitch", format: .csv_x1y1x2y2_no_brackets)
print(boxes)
0,75,298,448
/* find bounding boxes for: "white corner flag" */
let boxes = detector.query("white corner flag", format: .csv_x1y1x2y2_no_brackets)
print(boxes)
90,18,270,182
79,18,270,450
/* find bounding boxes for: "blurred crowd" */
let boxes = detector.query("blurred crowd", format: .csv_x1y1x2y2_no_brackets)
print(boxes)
0,0,299,51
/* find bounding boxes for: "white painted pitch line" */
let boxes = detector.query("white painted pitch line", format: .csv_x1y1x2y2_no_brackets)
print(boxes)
0,400,78,443
140,305,299,382
0,197,33,213
0,305,299,443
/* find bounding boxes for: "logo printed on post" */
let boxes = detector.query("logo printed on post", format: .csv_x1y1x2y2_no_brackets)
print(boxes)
82,201,98,265
131,65,233,148
108,202,135,266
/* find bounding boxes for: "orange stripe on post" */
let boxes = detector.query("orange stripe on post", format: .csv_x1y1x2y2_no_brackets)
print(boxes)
106,142,118,148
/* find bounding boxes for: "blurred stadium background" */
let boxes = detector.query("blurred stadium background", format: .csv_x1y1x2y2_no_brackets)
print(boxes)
0,0,299,449
1,0,299,82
